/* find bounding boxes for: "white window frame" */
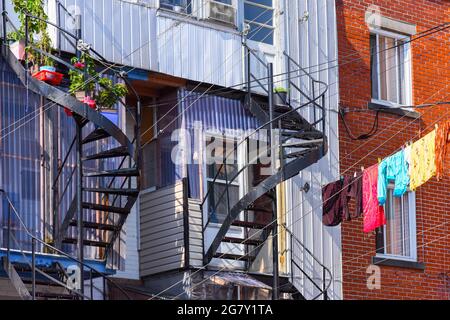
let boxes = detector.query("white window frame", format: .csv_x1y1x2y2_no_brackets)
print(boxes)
204,133,245,227
370,28,413,108
243,0,275,46
376,186,417,262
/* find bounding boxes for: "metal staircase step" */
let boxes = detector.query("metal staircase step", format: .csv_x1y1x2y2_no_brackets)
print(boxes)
69,220,120,232
213,253,256,261
281,139,323,149
82,128,111,144
231,220,266,229
35,292,79,300
284,150,313,159
82,146,129,161
84,168,139,178
82,202,130,214
222,237,262,246
62,238,109,248
282,130,324,140
83,187,139,196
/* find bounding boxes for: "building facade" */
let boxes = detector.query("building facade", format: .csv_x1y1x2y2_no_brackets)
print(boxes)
0,0,343,300
336,0,450,299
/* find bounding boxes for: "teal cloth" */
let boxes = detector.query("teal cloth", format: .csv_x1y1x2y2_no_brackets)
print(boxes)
377,150,410,205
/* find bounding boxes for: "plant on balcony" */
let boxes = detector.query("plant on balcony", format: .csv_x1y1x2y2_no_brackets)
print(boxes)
274,87,288,106
10,0,54,69
69,53,128,110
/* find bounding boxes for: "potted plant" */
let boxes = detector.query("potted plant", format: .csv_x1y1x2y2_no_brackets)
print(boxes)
10,0,62,85
96,77,128,110
274,87,288,106
68,53,128,111
68,54,96,103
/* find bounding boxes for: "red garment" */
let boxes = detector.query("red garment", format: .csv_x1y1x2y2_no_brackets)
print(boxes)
363,164,386,233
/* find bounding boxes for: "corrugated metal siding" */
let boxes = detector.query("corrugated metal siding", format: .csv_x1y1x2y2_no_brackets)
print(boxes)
52,0,157,70
179,88,259,199
0,56,52,252
157,15,243,88
284,0,342,300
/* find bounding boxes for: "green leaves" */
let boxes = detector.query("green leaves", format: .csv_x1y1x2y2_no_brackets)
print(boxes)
69,53,128,109
11,0,53,66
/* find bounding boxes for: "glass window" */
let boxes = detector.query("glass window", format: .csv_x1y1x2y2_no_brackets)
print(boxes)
370,31,411,106
160,0,192,14
377,186,417,260
244,0,274,45
206,136,240,223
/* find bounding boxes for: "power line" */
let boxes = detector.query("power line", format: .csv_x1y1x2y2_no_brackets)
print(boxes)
151,85,450,300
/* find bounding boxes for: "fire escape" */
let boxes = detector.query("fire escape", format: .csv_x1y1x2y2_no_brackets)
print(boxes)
0,8,139,299
201,43,332,300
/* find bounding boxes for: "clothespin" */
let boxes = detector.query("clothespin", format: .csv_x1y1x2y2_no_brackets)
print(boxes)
354,171,357,178
378,158,382,164
361,166,365,172
435,123,439,131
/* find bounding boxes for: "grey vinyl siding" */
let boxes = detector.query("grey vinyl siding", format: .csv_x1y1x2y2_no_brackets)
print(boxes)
139,182,203,277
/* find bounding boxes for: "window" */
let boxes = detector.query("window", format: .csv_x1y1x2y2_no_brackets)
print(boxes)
376,186,417,261
244,0,274,45
370,30,412,106
160,0,192,14
206,136,240,224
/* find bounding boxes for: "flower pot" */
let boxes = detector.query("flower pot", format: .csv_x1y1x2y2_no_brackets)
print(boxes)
274,91,288,106
75,91,97,110
32,68,64,86
10,40,25,60
63,107,73,117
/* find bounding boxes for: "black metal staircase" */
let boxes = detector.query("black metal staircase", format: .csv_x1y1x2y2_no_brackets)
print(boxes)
0,8,140,299
201,44,330,299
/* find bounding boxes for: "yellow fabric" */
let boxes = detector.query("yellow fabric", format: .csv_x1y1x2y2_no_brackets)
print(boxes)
409,130,437,191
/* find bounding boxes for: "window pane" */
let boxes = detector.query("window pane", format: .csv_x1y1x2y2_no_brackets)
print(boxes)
244,3,274,26
384,189,411,257
208,182,239,223
386,37,398,103
247,22,274,44
160,0,192,13
370,34,379,100
246,0,273,7
398,40,406,104
379,36,388,101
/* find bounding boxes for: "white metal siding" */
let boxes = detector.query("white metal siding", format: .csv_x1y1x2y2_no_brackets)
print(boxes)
157,14,243,88
50,0,158,70
284,0,342,300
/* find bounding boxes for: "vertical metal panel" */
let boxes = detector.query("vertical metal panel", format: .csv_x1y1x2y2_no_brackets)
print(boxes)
285,0,342,300
0,56,42,251
179,88,259,199
157,15,243,88
52,0,157,70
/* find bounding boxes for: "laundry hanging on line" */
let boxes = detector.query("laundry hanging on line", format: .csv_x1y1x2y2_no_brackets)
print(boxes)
321,118,450,233
322,174,363,227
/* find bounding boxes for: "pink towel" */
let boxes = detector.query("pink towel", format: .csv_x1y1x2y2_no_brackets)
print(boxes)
363,164,386,233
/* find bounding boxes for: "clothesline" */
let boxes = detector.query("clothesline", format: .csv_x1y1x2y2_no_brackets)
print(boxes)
322,118,450,233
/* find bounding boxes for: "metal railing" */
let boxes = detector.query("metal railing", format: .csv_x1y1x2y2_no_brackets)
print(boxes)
202,44,328,232
281,224,332,300
0,189,131,300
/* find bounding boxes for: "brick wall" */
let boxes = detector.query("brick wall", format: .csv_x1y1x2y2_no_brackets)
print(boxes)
336,0,450,299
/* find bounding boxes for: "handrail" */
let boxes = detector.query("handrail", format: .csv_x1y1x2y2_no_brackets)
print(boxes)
0,189,132,300
52,137,77,190
281,224,333,300
200,86,327,210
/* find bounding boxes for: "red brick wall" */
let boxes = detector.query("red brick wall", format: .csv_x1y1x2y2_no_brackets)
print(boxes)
336,0,450,299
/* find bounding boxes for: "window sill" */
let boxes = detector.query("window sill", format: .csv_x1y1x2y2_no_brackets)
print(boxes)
157,8,240,35
372,256,426,270
368,102,421,119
